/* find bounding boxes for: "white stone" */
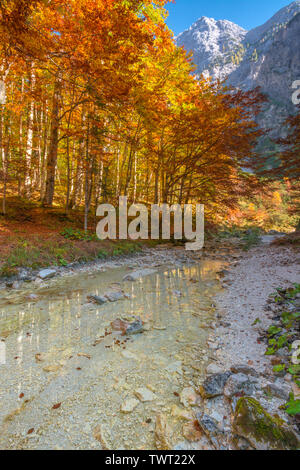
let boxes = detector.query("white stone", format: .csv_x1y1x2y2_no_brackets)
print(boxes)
134,388,156,402
120,398,139,413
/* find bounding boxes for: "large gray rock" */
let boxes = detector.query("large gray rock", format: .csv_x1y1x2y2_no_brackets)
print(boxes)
262,382,290,401
38,269,56,280
196,413,226,450
199,372,232,399
104,291,125,302
233,397,300,450
87,295,108,305
224,373,258,399
123,269,157,282
126,319,144,335
230,364,259,377
87,291,125,304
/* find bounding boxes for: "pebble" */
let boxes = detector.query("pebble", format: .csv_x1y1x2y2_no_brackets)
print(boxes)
134,388,156,402
120,398,139,414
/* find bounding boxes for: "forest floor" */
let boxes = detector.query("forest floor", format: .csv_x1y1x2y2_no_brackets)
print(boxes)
1,195,299,281
0,197,150,278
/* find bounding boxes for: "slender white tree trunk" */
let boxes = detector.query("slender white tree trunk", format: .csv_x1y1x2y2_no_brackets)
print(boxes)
25,63,36,196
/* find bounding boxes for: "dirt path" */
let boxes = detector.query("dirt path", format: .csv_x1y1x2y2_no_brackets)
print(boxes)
214,242,300,373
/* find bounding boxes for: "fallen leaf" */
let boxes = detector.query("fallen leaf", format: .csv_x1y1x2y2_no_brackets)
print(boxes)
35,353,44,362
77,353,91,359
43,364,62,373
52,403,61,410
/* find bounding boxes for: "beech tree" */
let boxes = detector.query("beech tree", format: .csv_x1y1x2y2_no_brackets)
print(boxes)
0,0,268,227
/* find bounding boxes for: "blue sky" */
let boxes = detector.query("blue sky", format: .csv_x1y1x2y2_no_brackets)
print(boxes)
166,0,293,35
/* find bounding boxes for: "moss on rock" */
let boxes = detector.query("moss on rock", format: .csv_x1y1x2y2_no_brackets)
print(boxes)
233,397,300,450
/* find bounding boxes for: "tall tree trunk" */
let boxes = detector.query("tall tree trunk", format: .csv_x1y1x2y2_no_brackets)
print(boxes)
17,78,24,196
25,63,35,196
0,106,6,214
84,117,92,233
43,74,61,206
40,102,48,200
133,153,137,203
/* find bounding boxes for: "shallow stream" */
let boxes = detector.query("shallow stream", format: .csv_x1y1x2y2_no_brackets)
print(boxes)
0,258,223,449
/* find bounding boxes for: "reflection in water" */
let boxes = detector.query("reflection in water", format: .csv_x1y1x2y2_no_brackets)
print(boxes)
0,259,223,450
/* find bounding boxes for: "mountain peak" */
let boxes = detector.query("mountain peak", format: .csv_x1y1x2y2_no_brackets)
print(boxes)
176,15,246,79
184,15,246,34
176,1,300,139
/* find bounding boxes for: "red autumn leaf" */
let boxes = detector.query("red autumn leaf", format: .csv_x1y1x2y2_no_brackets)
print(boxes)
52,403,61,410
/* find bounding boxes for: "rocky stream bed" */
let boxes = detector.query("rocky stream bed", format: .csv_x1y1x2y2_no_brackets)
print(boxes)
0,241,299,450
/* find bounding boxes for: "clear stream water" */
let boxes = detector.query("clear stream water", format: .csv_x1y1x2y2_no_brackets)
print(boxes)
0,258,223,450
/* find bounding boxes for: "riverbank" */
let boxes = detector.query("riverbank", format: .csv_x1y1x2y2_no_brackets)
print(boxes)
195,237,300,450
0,197,150,280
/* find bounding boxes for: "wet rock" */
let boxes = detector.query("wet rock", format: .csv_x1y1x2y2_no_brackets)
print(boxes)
38,269,56,280
88,291,126,304
126,319,144,335
134,388,156,402
199,372,232,399
180,387,198,408
223,373,258,400
105,291,125,302
155,414,172,450
182,421,202,442
120,398,139,414
111,318,129,335
196,413,224,449
123,269,157,282
111,318,144,336
87,294,107,305
233,397,300,450
262,383,290,401
230,364,259,378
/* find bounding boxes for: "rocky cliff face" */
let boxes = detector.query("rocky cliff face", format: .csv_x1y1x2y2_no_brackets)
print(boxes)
176,1,300,139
